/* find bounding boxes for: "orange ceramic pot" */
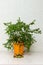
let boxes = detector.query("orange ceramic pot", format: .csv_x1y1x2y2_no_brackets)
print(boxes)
13,42,24,57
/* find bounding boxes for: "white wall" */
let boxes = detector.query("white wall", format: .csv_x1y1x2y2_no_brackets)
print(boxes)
0,0,43,52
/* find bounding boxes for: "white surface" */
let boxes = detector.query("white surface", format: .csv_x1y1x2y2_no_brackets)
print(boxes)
0,0,43,65
0,51,43,65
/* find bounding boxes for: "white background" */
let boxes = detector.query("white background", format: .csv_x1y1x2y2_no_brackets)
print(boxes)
0,0,43,52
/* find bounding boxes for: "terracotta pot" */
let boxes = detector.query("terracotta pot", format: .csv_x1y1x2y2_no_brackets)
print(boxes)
13,42,24,57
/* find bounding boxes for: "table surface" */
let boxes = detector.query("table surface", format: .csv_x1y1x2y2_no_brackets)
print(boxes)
0,51,43,65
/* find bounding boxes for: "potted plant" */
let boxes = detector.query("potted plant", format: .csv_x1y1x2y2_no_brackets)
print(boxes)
3,17,41,58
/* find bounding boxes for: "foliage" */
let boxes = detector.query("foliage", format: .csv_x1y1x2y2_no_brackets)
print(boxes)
3,17,41,51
